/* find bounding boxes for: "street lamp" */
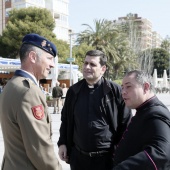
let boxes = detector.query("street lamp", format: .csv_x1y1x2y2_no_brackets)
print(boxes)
67,31,78,86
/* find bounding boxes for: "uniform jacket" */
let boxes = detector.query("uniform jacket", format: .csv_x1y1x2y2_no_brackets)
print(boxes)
57,77,132,160
0,75,61,170
113,96,170,170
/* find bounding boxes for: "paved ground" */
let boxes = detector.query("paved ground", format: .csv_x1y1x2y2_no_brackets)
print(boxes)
0,93,170,169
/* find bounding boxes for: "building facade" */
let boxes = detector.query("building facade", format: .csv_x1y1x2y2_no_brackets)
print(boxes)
114,14,163,50
152,31,163,48
0,0,70,41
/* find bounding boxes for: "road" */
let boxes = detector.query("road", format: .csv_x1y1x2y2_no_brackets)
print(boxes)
0,93,170,169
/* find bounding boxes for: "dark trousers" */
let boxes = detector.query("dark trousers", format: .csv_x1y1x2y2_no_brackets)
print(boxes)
70,146,114,170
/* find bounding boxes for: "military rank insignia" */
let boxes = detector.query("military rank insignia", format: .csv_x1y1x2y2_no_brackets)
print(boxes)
41,40,47,47
32,105,44,120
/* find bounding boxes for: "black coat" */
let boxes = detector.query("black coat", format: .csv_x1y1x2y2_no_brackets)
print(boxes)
52,86,63,98
57,77,132,160
113,96,170,170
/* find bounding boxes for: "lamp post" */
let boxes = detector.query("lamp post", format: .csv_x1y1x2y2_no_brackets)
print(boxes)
67,31,78,87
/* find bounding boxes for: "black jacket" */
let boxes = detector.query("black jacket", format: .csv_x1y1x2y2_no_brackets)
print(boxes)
113,96,170,170
57,78,132,159
52,86,63,98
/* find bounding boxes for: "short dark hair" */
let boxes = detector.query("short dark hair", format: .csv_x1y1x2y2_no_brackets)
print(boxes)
85,50,107,66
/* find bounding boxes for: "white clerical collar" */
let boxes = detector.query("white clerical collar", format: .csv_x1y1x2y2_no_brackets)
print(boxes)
87,77,103,89
20,69,39,85
88,85,94,88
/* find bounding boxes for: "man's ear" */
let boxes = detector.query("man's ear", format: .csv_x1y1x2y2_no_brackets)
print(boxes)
144,82,150,92
101,65,107,74
29,51,37,63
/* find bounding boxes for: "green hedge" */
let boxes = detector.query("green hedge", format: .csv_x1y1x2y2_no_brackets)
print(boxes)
113,79,122,85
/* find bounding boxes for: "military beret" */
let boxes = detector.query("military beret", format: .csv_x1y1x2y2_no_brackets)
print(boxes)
22,33,57,57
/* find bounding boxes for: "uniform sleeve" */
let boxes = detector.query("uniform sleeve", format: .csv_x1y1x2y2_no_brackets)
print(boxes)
17,87,61,170
113,118,170,170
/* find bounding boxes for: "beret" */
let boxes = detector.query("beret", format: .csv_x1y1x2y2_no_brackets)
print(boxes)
22,33,57,57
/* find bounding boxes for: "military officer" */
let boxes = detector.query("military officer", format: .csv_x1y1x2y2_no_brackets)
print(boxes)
0,33,62,170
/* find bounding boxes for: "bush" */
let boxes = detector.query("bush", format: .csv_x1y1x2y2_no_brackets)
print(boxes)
113,79,122,85
46,95,52,101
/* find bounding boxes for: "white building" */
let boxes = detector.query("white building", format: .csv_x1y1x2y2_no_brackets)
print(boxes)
0,0,70,41
113,14,163,50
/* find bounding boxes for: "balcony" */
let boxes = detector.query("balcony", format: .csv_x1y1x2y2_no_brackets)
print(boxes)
54,12,60,19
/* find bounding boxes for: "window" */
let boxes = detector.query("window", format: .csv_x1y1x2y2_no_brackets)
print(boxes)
5,8,11,17
14,0,23,2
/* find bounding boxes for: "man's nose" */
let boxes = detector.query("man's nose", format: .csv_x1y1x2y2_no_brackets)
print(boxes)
85,64,91,69
50,59,55,68
121,88,127,95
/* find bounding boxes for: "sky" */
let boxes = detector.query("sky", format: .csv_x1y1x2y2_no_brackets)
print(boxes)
69,0,170,39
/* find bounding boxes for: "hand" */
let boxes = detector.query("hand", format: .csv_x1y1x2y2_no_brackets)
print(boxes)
58,144,69,162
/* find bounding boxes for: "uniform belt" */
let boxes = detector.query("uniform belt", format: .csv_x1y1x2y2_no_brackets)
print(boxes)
75,145,110,157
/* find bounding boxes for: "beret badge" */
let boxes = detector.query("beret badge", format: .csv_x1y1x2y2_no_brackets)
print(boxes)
41,40,47,47
22,33,57,57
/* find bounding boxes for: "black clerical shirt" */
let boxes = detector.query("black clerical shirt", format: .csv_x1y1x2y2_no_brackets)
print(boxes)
73,78,113,152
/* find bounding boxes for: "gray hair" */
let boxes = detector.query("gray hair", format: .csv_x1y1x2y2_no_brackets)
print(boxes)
125,70,155,92
20,44,43,62
56,81,60,86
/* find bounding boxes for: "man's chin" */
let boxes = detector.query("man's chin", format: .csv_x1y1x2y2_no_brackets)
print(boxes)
124,102,132,109
85,77,93,81
41,75,48,80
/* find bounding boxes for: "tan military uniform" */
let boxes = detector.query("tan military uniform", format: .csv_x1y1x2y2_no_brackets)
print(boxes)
0,76,62,170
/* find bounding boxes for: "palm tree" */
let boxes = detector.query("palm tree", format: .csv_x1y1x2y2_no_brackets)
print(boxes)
108,32,138,79
77,19,119,61
77,19,137,79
